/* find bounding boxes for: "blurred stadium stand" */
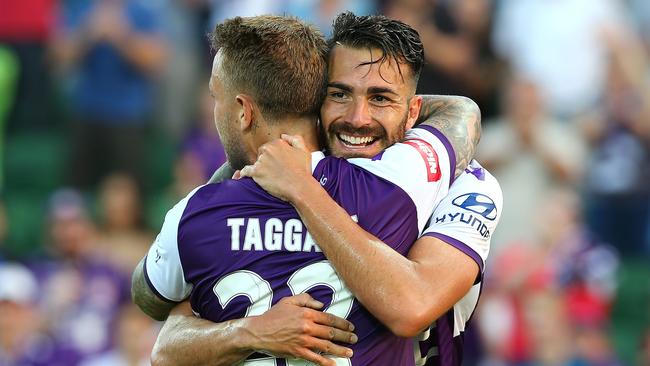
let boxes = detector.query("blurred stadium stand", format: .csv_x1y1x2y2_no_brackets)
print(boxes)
1,0,649,365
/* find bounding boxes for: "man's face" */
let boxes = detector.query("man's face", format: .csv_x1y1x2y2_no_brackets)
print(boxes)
320,45,421,158
209,52,251,170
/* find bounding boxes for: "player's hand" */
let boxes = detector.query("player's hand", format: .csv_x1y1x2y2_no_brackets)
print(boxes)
240,134,314,202
246,293,357,366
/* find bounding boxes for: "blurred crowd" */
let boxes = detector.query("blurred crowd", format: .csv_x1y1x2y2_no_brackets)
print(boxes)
0,0,649,365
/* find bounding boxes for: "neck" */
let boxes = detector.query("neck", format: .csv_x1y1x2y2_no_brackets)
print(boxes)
254,116,321,152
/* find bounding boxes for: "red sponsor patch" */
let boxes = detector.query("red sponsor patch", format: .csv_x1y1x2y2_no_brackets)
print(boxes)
403,139,441,182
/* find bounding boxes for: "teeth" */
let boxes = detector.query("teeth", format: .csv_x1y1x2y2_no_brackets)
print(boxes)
339,134,375,145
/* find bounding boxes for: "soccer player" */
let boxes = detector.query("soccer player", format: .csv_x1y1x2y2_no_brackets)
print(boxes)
241,137,501,366
132,14,487,366
153,15,502,365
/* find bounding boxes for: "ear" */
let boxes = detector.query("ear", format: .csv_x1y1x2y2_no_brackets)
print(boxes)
235,94,255,132
406,95,422,130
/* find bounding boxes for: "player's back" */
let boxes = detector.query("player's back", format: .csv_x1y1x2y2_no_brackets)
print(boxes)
179,158,423,365
144,127,456,365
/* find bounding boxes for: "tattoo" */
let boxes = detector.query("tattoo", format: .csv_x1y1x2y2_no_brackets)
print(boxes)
131,258,175,321
416,95,481,178
208,162,235,184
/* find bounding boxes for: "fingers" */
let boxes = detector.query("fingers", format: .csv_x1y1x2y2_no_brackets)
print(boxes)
281,134,307,151
232,170,241,179
239,164,255,178
309,338,354,358
310,323,358,345
281,293,324,310
258,138,288,156
293,350,337,366
313,310,355,332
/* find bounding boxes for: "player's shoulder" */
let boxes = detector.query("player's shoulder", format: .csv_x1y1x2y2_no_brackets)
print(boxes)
451,160,502,200
441,160,503,221
336,128,454,190
188,178,286,211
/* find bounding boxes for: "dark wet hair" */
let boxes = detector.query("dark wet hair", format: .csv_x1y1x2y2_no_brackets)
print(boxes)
328,12,424,84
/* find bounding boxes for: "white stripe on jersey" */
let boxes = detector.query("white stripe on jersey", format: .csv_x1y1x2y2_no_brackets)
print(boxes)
144,186,201,301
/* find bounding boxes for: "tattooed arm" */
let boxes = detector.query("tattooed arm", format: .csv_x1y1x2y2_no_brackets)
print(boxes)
415,95,481,177
131,258,176,321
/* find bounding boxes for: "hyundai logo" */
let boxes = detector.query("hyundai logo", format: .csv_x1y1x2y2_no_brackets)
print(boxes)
452,193,497,220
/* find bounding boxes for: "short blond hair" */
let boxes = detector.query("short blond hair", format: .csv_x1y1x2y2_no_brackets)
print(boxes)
210,16,328,120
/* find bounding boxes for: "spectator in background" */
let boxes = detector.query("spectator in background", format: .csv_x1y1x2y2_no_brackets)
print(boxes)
96,173,153,276
147,88,228,230
52,0,167,190
156,0,205,138
539,189,622,366
581,46,650,258
478,77,587,255
384,0,503,119
33,189,129,363
178,89,227,184
523,289,577,366
0,0,59,133
538,189,619,330
476,188,620,366
492,0,636,119
0,262,79,365
573,326,625,366
79,304,158,366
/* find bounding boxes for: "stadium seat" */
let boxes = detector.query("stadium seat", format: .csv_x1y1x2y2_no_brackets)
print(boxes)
5,132,67,193
3,192,47,257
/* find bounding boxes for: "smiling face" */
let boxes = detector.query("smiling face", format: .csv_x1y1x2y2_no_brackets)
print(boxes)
320,45,422,158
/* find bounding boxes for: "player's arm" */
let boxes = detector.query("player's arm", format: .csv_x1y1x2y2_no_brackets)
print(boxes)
268,176,474,337
130,187,257,364
416,95,481,177
246,156,499,337
151,295,356,366
151,301,253,366
240,118,486,340
132,187,199,321
131,258,176,321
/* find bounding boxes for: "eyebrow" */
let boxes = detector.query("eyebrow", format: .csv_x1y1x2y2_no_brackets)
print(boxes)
327,82,352,92
328,82,399,96
367,86,399,96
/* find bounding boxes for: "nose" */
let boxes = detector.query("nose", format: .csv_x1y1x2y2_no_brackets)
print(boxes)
345,98,372,128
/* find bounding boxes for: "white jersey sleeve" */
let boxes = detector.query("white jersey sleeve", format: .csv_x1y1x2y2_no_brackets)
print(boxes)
143,186,203,302
421,160,503,277
342,126,457,233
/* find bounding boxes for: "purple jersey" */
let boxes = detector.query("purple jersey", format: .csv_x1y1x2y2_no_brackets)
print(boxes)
145,127,455,365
